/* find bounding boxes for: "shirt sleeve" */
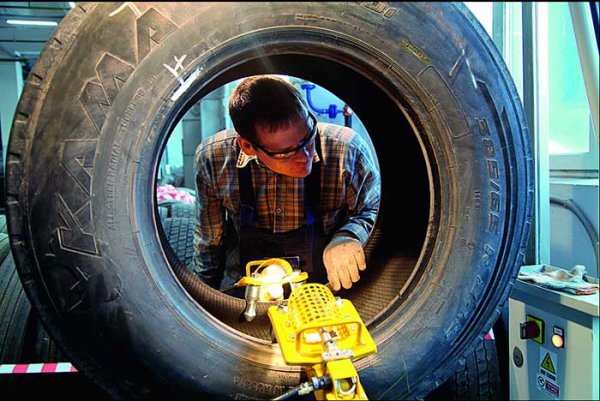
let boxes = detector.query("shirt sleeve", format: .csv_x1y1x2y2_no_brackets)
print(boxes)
337,136,381,245
192,143,226,288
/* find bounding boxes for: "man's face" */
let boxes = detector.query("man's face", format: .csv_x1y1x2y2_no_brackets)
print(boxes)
238,115,317,178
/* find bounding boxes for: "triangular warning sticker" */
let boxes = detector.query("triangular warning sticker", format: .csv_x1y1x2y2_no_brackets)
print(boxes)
541,353,556,374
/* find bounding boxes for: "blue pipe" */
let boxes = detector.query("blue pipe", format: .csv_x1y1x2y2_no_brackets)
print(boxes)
301,84,341,120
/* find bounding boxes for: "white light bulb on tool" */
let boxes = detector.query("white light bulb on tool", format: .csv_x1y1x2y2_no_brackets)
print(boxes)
266,284,284,300
260,263,287,300
262,263,286,280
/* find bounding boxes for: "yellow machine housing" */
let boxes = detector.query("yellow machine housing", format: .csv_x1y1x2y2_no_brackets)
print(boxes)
268,283,377,400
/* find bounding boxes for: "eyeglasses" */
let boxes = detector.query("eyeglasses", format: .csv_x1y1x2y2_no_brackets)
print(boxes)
251,113,318,160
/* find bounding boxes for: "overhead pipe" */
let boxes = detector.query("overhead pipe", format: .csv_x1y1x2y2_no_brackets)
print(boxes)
300,84,353,128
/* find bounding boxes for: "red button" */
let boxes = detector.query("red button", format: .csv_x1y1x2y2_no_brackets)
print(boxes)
520,320,540,339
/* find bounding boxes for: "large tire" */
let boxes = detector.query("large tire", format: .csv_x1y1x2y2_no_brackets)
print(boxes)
27,312,66,364
6,3,532,399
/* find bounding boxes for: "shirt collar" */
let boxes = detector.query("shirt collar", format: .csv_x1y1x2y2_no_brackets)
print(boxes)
236,149,258,168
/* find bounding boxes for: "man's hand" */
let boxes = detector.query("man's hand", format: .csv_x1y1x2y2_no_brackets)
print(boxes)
322,234,366,291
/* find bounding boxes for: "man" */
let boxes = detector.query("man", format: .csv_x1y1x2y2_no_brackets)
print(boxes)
193,75,380,292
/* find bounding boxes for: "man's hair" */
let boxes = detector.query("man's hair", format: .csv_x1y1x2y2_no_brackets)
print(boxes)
229,75,309,142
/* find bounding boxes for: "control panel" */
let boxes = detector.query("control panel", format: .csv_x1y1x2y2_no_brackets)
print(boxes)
509,265,599,400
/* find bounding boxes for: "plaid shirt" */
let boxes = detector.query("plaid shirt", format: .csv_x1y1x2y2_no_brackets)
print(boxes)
193,123,380,283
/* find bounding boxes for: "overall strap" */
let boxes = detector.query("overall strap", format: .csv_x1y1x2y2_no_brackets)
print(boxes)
304,132,323,227
237,144,256,226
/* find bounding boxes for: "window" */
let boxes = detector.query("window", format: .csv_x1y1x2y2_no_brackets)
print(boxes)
467,2,598,175
538,3,598,174
538,2,592,156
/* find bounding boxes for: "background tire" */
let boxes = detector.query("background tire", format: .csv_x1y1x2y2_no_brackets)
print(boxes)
0,230,10,263
6,3,532,399
426,339,501,400
0,252,31,364
161,217,195,268
157,200,195,220
0,215,7,235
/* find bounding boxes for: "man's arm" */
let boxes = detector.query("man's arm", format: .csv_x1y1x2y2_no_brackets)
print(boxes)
323,135,380,291
192,145,227,288
338,137,381,245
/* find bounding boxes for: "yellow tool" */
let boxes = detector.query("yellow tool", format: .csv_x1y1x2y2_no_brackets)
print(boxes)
236,258,308,321
268,283,377,400
235,259,376,399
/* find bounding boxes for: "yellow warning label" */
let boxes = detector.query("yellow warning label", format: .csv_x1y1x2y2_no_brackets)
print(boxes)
400,40,431,64
541,353,556,374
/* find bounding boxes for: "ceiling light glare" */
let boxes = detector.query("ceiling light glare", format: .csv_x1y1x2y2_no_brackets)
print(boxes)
7,19,58,27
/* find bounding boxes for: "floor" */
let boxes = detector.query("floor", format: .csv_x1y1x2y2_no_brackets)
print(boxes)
0,373,111,400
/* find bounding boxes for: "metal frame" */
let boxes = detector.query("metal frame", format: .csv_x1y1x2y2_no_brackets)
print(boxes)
522,2,551,265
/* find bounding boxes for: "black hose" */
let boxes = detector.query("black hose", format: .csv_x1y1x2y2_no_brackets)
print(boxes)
272,386,301,401
272,376,332,401
549,195,599,269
